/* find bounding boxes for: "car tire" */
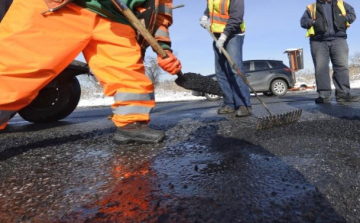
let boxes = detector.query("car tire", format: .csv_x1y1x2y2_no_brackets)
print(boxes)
270,79,288,96
263,91,274,97
18,76,81,123
204,93,221,101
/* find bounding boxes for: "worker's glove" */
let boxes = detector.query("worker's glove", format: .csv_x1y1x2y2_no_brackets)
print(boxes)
157,50,182,75
199,15,208,29
216,33,227,53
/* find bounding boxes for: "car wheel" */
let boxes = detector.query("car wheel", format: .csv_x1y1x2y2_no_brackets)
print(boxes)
204,93,221,101
270,79,288,96
263,91,274,97
18,76,81,123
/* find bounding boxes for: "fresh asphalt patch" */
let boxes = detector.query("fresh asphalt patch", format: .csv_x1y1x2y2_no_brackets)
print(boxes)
0,92,360,222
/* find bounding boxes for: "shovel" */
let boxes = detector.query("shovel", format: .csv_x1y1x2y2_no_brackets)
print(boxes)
111,0,223,96
206,27,302,130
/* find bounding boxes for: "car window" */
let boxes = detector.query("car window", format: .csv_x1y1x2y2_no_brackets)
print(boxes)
243,62,250,72
268,61,285,69
254,61,270,71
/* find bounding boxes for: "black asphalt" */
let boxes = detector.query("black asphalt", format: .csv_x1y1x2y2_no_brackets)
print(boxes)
1,90,360,223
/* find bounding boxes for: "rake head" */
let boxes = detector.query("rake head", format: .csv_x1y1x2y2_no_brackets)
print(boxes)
256,109,302,130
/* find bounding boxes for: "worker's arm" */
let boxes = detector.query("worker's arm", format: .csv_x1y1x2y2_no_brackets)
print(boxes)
199,6,209,28
344,2,356,24
223,0,244,37
203,7,209,17
154,0,173,51
300,9,314,29
155,0,181,74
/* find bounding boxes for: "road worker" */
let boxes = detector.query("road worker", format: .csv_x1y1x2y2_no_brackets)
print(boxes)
0,0,182,144
200,0,252,117
300,0,359,103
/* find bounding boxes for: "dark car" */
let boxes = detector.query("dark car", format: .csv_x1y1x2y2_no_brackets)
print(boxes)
193,60,295,100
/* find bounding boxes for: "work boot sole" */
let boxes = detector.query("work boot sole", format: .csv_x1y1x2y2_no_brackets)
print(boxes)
113,134,165,145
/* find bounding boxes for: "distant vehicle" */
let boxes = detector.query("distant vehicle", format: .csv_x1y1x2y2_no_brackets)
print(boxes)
193,60,295,101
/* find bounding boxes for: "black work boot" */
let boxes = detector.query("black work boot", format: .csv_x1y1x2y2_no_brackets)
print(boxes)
235,106,252,117
217,105,235,114
113,122,165,145
315,97,331,104
336,93,360,103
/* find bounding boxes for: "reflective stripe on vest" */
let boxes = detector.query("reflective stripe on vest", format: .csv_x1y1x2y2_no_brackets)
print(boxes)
208,0,246,33
306,3,316,37
306,1,349,37
158,4,172,15
337,0,350,28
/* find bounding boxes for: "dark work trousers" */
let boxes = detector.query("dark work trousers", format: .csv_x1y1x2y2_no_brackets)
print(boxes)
213,34,251,109
310,38,350,99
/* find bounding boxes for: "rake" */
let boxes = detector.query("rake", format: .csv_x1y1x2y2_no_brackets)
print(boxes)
111,0,223,96
206,27,302,130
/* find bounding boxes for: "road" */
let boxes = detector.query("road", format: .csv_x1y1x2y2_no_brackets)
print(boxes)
1,91,360,223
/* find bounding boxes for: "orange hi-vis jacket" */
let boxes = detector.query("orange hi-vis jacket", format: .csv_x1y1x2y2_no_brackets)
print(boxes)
43,0,173,50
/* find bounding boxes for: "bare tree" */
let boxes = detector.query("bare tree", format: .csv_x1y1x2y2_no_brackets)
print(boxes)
145,56,164,86
349,52,360,80
350,51,360,67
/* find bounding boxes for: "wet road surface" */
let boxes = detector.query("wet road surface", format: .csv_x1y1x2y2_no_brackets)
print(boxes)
1,91,360,223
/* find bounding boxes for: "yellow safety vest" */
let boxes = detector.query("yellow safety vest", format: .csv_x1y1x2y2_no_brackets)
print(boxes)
306,0,350,37
208,0,246,33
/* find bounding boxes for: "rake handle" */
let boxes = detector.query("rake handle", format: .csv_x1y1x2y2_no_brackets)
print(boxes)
206,27,273,116
112,0,184,78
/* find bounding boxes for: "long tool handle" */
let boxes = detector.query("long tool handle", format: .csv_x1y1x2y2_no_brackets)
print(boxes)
206,27,273,116
112,0,183,77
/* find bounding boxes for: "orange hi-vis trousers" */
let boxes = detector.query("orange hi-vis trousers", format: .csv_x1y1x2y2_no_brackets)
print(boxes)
0,0,155,130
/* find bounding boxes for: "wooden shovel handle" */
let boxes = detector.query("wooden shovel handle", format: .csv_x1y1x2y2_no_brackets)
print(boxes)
112,0,167,59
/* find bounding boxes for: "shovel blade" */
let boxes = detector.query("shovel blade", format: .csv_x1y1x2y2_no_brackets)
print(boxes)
256,109,302,130
175,72,223,96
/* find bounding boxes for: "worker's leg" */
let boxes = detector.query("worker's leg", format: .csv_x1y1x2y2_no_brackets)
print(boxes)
82,17,165,144
310,40,332,99
225,34,251,108
214,42,236,110
330,38,350,95
83,18,155,128
0,0,95,129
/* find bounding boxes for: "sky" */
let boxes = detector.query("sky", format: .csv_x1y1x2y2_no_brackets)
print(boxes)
76,0,360,78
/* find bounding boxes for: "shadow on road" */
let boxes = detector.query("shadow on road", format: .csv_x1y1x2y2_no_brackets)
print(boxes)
55,123,346,223
0,127,114,161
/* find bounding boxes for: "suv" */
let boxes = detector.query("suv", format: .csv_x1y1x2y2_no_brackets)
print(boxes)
193,60,295,100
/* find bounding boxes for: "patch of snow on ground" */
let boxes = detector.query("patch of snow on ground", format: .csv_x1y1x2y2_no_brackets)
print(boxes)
78,78,360,107
78,88,204,107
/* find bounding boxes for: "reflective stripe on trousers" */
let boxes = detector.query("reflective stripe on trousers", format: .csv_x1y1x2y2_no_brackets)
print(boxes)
0,0,154,128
